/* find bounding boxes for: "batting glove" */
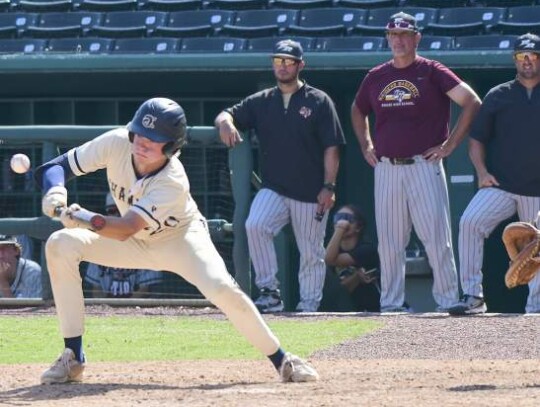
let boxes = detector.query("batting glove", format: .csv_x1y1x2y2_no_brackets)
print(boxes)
59,203,84,229
42,186,67,218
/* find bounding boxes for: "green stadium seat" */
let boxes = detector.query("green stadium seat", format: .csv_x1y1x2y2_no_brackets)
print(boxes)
454,34,517,50
490,6,540,35
90,10,168,37
204,0,267,10
25,12,103,38
180,36,246,52
141,0,202,11
285,7,367,37
0,38,48,53
78,0,138,11
423,7,506,36
154,9,234,37
316,36,385,52
113,37,179,52
0,13,39,38
269,0,333,9
47,37,114,52
418,34,453,50
246,35,315,52
219,8,297,38
15,0,73,12
335,0,396,8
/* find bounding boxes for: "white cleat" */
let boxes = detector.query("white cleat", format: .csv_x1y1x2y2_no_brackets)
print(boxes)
279,352,319,383
41,348,85,385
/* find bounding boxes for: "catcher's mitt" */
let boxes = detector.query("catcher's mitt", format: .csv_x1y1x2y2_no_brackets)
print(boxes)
502,222,540,289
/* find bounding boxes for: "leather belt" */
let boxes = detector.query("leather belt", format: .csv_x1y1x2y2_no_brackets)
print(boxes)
389,157,415,165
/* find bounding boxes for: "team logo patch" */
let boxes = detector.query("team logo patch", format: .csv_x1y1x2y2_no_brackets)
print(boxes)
518,39,536,49
378,80,420,107
299,106,312,118
142,114,157,129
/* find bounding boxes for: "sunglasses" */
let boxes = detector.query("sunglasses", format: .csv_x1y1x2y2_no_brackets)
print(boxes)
333,212,356,224
272,57,298,67
386,21,416,31
514,52,539,61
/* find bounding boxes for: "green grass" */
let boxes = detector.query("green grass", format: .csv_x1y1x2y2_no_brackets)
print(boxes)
0,316,382,364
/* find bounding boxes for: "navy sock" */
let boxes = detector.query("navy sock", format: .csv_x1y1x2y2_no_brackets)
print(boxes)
64,336,84,363
268,348,286,371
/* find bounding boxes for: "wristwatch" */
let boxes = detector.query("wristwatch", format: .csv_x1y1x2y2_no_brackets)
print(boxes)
323,182,336,192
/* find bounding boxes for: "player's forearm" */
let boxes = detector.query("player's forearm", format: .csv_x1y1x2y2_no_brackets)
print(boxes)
445,84,481,152
323,146,339,185
92,212,147,241
350,104,373,153
324,228,346,266
468,138,489,177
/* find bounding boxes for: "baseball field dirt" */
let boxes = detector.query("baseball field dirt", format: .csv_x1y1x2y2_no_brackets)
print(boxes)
0,306,539,407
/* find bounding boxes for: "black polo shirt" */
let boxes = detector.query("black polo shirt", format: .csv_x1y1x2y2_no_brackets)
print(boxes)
470,79,540,196
226,82,345,202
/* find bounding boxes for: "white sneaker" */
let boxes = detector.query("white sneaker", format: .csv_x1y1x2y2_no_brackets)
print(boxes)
448,295,487,316
41,348,85,384
279,352,319,383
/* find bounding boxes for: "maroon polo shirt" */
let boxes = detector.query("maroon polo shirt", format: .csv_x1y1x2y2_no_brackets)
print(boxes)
354,56,461,159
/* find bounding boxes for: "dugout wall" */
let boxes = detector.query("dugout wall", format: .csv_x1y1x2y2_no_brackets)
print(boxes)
0,50,525,312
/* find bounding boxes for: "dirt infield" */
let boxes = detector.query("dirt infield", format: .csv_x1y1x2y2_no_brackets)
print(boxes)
0,308,539,407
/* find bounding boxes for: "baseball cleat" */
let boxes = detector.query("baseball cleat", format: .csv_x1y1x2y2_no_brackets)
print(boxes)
279,352,319,383
448,295,487,316
254,288,284,313
41,348,85,384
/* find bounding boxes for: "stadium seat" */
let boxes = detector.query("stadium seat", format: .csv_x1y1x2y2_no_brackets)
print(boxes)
269,0,333,9
418,35,453,51
141,0,202,11
454,34,517,50
490,6,540,35
403,0,469,7
246,35,315,52
424,7,506,36
154,10,234,37
399,7,438,28
335,0,396,8
90,10,168,37
470,1,536,7
15,0,73,12
180,36,245,52
204,0,267,10
25,12,103,38
316,36,384,52
78,0,138,12
0,38,48,53
220,9,297,38
0,0,10,11
113,37,179,52
351,7,396,36
0,13,39,38
47,37,114,53
285,7,367,37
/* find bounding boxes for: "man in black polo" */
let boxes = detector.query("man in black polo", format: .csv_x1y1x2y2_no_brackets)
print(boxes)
450,33,540,315
215,39,345,313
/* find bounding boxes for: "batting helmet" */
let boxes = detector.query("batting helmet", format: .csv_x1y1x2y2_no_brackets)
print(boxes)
127,97,188,158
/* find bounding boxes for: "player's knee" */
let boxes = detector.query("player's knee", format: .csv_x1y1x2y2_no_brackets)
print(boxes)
206,280,252,313
45,229,81,260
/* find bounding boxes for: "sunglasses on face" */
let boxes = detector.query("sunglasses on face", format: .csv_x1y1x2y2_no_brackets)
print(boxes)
333,212,356,224
514,52,539,61
272,57,298,67
386,21,416,31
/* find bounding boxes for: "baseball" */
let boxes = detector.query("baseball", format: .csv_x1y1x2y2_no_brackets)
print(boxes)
10,153,31,174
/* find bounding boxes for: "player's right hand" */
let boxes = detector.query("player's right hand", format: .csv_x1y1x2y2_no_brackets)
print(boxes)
218,120,243,148
42,186,67,218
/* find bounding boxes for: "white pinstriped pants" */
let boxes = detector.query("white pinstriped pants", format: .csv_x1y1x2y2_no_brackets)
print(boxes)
375,157,459,310
458,187,540,313
245,188,327,311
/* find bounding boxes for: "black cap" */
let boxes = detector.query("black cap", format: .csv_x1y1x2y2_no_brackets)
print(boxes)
272,39,303,61
386,12,418,33
514,33,540,53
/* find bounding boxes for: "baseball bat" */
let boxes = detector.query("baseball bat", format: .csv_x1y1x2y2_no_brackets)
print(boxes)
54,206,106,231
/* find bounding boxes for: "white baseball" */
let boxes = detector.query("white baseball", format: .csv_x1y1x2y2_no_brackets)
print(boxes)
10,153,31,174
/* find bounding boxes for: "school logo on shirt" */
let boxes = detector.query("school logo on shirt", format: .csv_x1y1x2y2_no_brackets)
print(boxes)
378,80,420,107
299,106,312,118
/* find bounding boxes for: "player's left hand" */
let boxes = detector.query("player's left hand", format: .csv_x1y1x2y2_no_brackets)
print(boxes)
317,188,335,215
59,203,83,229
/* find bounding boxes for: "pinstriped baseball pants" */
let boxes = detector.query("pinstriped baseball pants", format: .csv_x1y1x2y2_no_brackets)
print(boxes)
458,187,540,313
245,188,327,311
375,157,459,310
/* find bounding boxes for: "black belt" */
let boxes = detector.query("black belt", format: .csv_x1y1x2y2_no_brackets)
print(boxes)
388,157,415,165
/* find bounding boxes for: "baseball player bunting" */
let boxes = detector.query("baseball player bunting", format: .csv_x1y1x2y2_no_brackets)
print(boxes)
35,97,318,385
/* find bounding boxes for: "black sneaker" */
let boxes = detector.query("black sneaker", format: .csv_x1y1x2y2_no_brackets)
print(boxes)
254,288,284,313
448,295,487,316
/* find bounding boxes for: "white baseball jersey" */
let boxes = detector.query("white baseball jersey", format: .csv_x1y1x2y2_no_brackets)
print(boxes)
46,129,281,357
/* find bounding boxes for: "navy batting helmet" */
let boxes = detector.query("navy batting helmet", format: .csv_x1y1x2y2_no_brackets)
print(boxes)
127,97,188,158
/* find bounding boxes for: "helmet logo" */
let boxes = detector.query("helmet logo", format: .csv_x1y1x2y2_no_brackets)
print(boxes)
142,114,157,129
